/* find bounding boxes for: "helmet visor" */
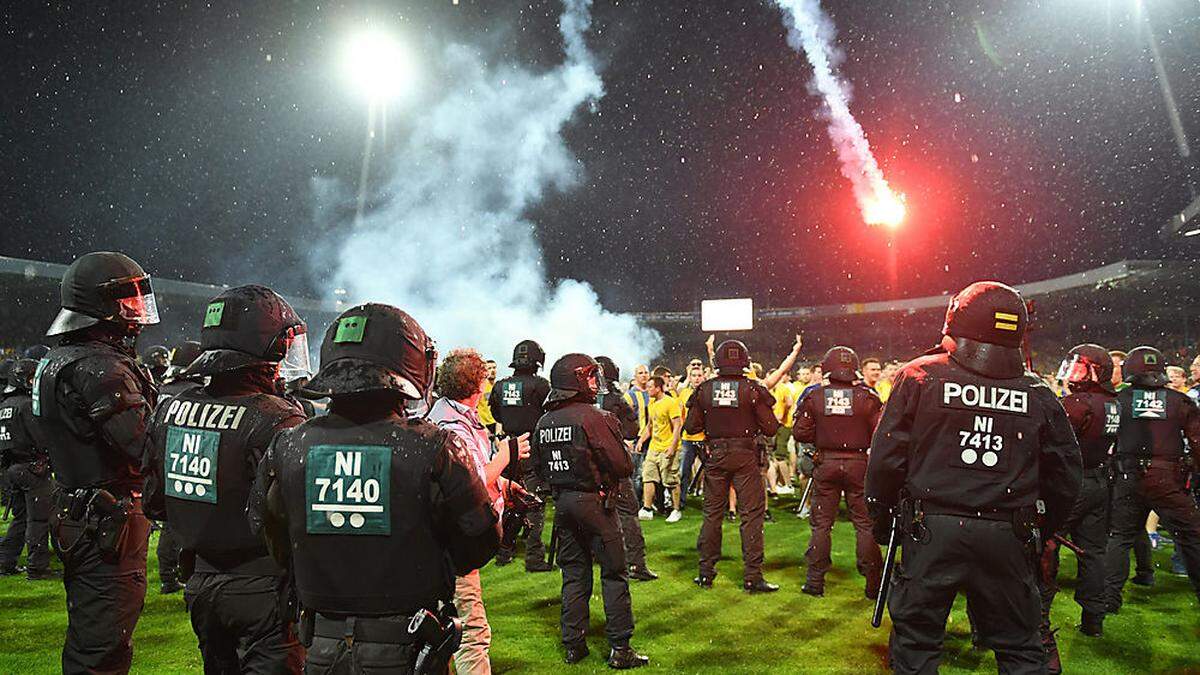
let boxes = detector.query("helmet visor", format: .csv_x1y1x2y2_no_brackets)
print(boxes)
1056,354,1091,384
278,329,313,381
102,276,160,325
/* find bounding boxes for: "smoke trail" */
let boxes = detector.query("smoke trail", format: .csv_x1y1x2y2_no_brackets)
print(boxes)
772,0,905,227
313,0,662,373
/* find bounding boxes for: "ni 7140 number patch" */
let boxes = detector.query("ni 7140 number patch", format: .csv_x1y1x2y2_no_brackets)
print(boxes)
305,445,391,535
165,426,220,503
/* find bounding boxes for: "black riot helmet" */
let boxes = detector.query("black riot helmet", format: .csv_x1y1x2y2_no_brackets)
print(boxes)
1056,343,1114,393
170,340,203,369
184,285,310,380
307,303,437,403
1123,346,1168,388
510,339,546,371
942,281,1028,379
821,346,860,383
47,251,160,336
143,345,170,368
548,353,602,404
595,355,619,383
7,358,38,393
714,340,751,375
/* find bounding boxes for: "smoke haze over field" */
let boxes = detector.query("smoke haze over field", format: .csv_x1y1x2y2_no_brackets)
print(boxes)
312,0,662,372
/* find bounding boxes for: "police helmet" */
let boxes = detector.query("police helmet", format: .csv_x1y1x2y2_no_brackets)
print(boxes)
1123,346,1168,388
1057,343,1114,393
307,303,437,401
170,340,203,369
942,281,1027,378
47,252,160,336
7,359,38,393
714,340,751,374
184,285,310,380
547,353,601,403
510,339,546,370
821,346,860,383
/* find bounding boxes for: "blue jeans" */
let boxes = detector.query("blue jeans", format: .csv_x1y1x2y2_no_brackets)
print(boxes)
680,440,704,504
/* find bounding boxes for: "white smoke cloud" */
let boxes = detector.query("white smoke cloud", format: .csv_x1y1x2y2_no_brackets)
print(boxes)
773,0,905,227
314,0,662,374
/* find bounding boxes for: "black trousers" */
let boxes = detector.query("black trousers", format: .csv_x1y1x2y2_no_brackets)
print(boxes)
1041,471,1108,622
555,490,633,649
697,447,765,583
614,477,648,570
804,452,881,594
887,514,1043,675
1103,465,1200,610
185,572,305,674
56,506,151,675
0,463,52,573
157,521,183,583
496,469,547,566
304,616,415,674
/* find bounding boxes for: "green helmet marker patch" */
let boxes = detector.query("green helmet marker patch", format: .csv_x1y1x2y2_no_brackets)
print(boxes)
204,302,225,328
334,316,368,343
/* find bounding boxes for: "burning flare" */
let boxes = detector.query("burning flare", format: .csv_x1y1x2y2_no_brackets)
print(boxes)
773,0,906,228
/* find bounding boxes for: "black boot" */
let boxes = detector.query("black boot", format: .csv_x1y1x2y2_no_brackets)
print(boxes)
564,643,589,664
1080,612,1103,637
607,646,649,669
628,565,659,581
744,579,780,594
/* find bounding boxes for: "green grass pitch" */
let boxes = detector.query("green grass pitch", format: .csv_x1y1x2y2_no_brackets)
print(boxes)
1,495,1197,673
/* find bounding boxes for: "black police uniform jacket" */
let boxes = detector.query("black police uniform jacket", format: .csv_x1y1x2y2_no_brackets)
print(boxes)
682,374,778,440
33,337,157,494
488,372,550,436
1060,382,1118,471
143,383,306,570
249,409,499,616
865,352,1081,534
597,390,640,442
0,391,48,468
532,399,632,492
1114,384,1200,463
792,381,883,451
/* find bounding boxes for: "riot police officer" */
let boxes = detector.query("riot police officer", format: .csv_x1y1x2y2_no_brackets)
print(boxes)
595,356,657,581
249,303,499,674
684,339,780,593
1102,345,1200,611
33,251,161,673
0,359,54,580
1039,344,1116,667
153,338,203,593
792,346,883,598
488,339,552,571
144,285,310,672
866,281,1081,674
533,353,648,669
143,345,171,384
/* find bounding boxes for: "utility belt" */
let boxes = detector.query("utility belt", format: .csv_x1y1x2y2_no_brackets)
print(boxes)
815,448,868,458
920,504,1015,522
916,499,1041,548
194,552,283,577
1082,464,1110,481
51,485,141,560
304,606,461,674
706,437,756,453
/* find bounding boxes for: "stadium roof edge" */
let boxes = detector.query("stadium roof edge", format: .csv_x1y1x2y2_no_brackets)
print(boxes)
0,254,342,314
634,259,1174,324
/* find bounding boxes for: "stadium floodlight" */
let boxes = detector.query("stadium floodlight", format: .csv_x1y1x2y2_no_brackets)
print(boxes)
341,29,414,103
701,298,754,332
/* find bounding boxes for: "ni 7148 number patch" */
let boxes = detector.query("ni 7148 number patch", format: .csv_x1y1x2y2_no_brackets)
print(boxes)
305,445,391,535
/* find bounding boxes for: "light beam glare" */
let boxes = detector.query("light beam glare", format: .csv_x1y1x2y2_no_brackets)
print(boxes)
773,0,906,228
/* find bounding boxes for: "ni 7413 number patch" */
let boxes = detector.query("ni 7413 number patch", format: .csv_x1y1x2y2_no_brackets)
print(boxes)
305,445,391,535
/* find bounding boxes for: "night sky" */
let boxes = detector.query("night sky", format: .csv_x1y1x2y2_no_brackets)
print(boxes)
3,0,1198,313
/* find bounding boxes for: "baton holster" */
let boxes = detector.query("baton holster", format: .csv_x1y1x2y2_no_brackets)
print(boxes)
409,605,462,675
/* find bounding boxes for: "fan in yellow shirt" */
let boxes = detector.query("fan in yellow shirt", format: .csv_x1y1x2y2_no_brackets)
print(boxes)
678,365,707,505
636,376,683,523
476,359,497,431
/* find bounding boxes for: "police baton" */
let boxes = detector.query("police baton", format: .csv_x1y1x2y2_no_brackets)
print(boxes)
1053,534,1084,557
546,521,559,568
872,513,900,629
797,475,815,515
